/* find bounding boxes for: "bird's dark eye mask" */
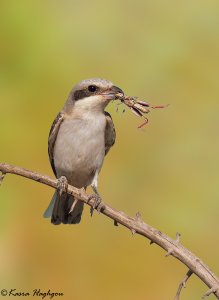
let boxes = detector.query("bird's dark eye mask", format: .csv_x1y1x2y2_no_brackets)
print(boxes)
74,85,100,101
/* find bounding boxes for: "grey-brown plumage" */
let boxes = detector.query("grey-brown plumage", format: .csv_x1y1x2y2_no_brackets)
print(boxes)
104,112,116,155
48,112,64,177
44,78,122,225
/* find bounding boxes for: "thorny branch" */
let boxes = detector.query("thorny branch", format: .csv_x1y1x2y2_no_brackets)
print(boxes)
0,162,219,300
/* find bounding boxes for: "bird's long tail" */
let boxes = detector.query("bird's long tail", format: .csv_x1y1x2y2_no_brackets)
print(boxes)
43,191,84,225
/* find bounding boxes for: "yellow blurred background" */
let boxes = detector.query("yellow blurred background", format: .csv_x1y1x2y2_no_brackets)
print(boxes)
0,0,219,299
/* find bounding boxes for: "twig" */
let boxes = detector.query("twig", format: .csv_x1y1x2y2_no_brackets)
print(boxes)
203,286,219,299
174,269,193,300
0,162,219,299
166,232,181,257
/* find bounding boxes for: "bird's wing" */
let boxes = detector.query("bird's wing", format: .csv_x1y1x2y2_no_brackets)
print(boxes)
48,112,64,177
104,111,116,155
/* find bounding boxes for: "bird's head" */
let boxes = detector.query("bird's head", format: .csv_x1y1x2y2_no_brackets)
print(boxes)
64,78,124,113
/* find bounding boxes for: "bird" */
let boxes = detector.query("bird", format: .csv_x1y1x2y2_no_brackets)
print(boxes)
43,78,124,225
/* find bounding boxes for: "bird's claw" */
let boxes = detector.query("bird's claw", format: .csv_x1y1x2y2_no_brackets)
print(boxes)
88,193,105,216
57,176,68,196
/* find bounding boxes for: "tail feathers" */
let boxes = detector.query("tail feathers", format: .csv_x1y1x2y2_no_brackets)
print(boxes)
43,191,57,218
44,191,84,225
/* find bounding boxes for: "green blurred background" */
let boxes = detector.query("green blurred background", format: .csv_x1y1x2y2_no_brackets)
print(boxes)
0,0,219,299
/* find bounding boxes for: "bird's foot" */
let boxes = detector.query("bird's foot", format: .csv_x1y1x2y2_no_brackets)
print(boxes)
57,176,68,196
88,193,105,216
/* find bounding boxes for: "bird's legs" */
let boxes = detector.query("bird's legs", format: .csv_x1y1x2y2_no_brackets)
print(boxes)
88,171,105,216
57,176,81,216
57,175,68,197
57,174,105,216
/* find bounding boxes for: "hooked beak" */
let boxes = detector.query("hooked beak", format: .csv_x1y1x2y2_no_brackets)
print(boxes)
101,85,124,100
110,85,124,96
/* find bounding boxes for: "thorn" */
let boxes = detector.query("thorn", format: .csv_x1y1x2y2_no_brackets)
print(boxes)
0,172,6,186
166,233,180,257
166,248,174,257
69,199,79,214
202,286,219,299
131,228,136,236
150,240,154,245
176,232,181,243
135,211,142,222
114,220,118,227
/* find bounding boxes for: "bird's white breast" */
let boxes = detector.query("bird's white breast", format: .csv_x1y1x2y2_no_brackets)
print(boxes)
54,111,106,187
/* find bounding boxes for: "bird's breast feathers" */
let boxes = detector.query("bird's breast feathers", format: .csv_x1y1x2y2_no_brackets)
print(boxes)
53,112,106,185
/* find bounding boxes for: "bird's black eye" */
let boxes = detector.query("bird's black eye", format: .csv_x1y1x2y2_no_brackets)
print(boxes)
88,85,97,92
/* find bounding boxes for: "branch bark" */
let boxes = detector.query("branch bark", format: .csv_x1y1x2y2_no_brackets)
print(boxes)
0,162,219,299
